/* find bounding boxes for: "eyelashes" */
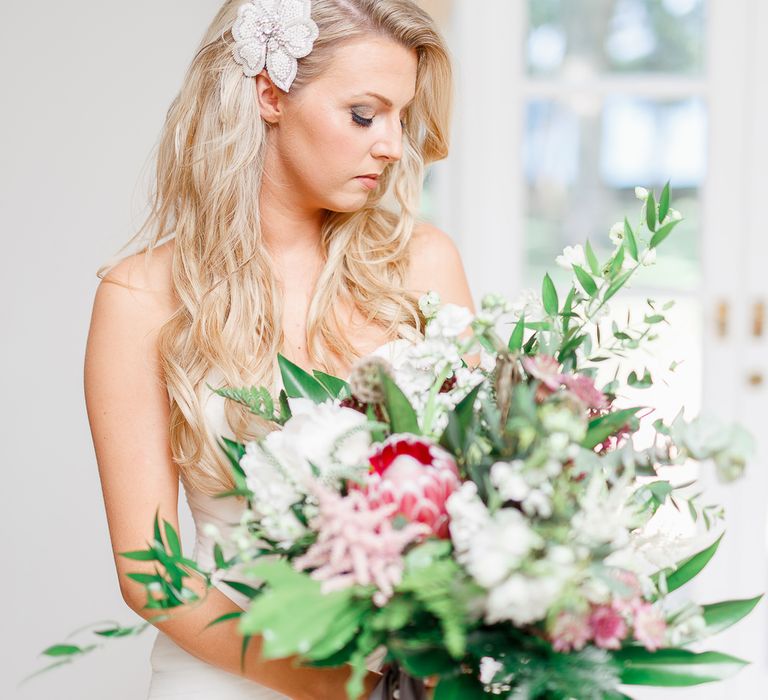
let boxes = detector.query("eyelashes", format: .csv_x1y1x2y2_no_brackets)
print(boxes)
350,110,406,130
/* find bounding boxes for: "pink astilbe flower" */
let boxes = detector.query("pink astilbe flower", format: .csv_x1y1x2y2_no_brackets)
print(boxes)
550,610,592,652
632,602,667,652
294,484,428,606
361,435,460,539
522,354,564,391
562,374,609,410
589,604,628,649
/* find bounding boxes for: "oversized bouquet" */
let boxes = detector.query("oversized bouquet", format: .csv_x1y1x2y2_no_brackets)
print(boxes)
33,186,761,698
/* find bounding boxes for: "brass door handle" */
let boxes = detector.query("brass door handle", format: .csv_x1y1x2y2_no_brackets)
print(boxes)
716,300,728,338
753,300,765,339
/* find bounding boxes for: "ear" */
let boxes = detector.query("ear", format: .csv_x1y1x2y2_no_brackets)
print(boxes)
254,71,283,124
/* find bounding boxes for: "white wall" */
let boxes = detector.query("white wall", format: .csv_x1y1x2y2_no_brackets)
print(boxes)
1,3,221,698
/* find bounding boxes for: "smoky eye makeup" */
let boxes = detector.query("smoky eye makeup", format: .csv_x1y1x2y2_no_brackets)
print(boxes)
350,109,374,128
350,109,407,130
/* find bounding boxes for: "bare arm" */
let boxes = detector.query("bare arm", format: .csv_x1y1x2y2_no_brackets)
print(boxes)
84,249,380,700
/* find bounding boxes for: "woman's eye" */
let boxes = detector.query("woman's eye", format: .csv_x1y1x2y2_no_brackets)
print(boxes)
350,110,406,130
351,110,373,128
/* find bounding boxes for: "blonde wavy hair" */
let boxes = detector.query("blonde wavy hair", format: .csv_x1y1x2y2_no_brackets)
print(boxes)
98,0,454,495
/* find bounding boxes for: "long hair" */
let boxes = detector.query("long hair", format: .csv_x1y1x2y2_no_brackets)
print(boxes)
97,0,454,495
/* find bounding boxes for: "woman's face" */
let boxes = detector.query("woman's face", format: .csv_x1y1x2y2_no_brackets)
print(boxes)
261,36,418,213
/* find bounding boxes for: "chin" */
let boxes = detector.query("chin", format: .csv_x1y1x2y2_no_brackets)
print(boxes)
325,193,371,214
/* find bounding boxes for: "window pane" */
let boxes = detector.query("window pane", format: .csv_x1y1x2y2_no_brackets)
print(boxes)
523,96,705,291
527,0,707,76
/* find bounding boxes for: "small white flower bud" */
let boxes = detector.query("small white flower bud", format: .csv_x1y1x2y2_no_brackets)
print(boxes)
418,291,441,319
635,186,649,201
609,221,625,245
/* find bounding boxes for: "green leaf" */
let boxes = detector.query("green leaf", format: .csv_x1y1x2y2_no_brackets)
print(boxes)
628,368,653,389
624,218,639,261
217,436,247,487
205,611,243,630
221,580,264,600
650,219,681,249
439,384,481,456
120,549,158,561
210,384,275,420
659,181,671,222
392,647,458,678
609,244,626,279
303,600,369,660
604,270,634,303
562,287,577,334
573,265,598,297
582,407,641,449
615,647,748,686
153,510,162,547
278,389,292,422
371,597,416,631
95,624,148,638
542,273,559,316
585,239,601,275
42,644,87,657
163,520,181,557
434,673,487,699
646,191,657,232
126,572,162,585
701,595,763,636
213,543,226,570
277,354,330,403
381,372,420,434
652,533,724,594
239,577,353,658
557,332,588,363
508,315,525,351
312,370,349,398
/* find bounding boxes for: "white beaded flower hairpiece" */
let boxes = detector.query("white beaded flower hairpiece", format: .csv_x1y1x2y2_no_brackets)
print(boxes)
231,0,320,92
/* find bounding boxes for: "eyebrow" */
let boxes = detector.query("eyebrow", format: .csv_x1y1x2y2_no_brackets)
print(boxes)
352,92,415,108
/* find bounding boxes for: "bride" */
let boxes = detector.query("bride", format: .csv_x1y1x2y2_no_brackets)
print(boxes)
84,0,473,697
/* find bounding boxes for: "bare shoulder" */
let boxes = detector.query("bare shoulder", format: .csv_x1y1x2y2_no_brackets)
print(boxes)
407,222,475,312
100,239,178,316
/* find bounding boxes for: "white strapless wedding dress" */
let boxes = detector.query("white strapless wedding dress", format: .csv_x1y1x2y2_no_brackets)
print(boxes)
147,340,411,699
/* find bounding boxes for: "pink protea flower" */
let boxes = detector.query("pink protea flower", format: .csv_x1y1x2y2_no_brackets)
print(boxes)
632,602,667,652
294,483,428,606
550,610,592,652
589,604,628,649
562,374,609,410
522,354,564,391
361,435,461,539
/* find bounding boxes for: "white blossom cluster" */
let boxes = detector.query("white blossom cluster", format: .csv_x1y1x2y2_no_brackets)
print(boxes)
239,398,372,546
372,296,486,435
445,481,573,626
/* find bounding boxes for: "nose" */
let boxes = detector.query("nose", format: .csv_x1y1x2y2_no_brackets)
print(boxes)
370,122,404,163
